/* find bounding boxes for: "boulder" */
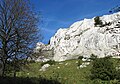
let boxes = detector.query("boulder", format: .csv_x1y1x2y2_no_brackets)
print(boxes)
39,64,50,71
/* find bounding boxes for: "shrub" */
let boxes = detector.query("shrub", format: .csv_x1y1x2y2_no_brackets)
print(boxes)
115,69,120,81
78,56,83,60
110,79,119,84
29,60,35,63
90,57,116,80
90,54,97,60
77,60,82,66
92,79,103,84
48,39,50,44
94,16,103,27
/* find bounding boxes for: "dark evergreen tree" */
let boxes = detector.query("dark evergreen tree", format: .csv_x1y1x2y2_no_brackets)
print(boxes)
94,16,103,27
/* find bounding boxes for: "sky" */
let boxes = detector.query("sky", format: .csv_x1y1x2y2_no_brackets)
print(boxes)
30,0,120,44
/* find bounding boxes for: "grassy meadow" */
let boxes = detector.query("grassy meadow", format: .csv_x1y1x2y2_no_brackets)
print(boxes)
13,58,120,84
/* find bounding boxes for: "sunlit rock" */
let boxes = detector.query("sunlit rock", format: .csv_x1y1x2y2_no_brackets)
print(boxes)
39,64,50,71
50,12,120,61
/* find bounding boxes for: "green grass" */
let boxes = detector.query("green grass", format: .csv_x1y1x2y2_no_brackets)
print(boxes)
17,62,41,77
16,58,120,84
17,59,93,84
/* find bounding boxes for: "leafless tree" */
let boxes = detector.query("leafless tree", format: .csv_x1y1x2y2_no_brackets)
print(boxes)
0,0,41,77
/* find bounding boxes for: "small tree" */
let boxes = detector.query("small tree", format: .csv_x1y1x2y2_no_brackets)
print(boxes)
77,60,82,67
94,16,103,27
90,54,97,61
78,56,83,60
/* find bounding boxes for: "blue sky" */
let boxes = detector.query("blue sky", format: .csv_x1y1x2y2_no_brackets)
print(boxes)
30,0,120,44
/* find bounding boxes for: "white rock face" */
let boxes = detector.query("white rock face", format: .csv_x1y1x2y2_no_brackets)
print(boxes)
34,42,51,53
50,12,120,61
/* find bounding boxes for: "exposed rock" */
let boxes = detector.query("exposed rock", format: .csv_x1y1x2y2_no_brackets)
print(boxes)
39,64,50,71
80,65,87,68
59,62,63,64
57,66,60,69
35,56,50,62
35,42,46,53
34,42,54,62
79,62,90,68
76,61,78,64
65,63,68,66
82,58,91,62
50,12,120,61
27,73,30,76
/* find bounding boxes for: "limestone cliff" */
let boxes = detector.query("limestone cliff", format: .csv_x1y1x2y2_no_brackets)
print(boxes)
50,12,120,61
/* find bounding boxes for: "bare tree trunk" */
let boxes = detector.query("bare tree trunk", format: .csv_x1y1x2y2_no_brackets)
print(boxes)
1,60,6,77
1,41,8,77
13,66,16,78
13,58,17,78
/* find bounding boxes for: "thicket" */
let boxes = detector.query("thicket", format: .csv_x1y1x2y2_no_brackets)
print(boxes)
90,56,120,83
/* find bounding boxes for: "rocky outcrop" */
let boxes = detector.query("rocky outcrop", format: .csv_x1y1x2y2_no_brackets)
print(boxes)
33,42,54,62
50,12,120,61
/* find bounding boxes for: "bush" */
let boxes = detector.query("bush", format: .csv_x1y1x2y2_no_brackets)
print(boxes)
115,69,120,81
90,54,97,60
90,57,116,80
77,60,82,66
92,79,103,84
94,16,103,27
41,60,56,66
29,60,35,63
78,56,83,60
110,79,120,84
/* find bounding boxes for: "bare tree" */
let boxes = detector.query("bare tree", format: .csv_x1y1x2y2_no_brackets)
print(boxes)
0,0,41,77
